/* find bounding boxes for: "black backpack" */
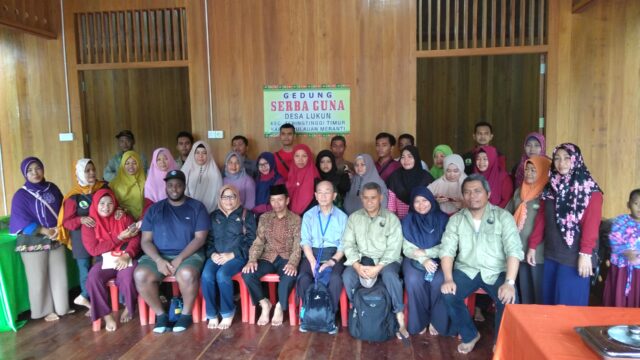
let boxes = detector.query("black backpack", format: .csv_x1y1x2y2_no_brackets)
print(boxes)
300,281,336,333
348,281,398,342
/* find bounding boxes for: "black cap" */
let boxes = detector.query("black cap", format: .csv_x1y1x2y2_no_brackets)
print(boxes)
115,130,135,141
164,170,186,183
269,184,288,197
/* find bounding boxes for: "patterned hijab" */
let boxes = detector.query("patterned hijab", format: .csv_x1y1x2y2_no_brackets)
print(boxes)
181,140,223,213
513,155,551,231
109,151,146,219
387,145,434,204
145,148,178,202
429,144,454,179
286,144,319,215
542,143,602,247
514,133,546,189
344,153,388,214
401,187,449,250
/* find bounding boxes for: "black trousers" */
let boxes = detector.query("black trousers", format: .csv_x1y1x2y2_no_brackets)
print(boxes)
242,256,296,311
296,257,344,311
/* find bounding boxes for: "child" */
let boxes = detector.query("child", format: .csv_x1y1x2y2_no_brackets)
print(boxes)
603,189,640,307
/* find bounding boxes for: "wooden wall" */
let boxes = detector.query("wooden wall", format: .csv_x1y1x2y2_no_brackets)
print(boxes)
546,0,640,217
417,54,541,171
80,67,191,175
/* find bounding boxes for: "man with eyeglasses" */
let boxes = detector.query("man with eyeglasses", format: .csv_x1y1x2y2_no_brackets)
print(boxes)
297,180,348,333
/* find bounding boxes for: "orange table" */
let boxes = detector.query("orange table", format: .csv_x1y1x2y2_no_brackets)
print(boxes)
494,305,640,360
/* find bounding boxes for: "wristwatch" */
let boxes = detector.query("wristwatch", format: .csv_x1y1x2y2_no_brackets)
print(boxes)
505,279,516,286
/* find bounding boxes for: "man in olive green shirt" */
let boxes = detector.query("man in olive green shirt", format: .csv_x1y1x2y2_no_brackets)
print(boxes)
440,174,523,354
342,182,408,339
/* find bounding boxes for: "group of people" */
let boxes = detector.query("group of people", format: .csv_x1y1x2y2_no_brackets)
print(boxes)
8,121,639,355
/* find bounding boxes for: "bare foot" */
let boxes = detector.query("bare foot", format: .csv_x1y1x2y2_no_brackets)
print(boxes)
257,299,272,326
208,318,219,329
419,327,427,335
218,314,234,330
395,312,409,339
271,303,284,326
429,323,439,336
104,314,117,332
457,333,481,354
120,308,132,323
74,295,91,309
84,310,91,317
44,313,59,322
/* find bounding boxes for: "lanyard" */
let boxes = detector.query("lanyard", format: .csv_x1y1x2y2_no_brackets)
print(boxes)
318,210,332,239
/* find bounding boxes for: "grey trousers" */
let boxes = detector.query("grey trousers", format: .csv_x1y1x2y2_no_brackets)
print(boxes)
20,246,69,319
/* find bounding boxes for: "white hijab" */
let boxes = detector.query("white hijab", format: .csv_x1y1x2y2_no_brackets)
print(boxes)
181,140,223,213
427,154,467,215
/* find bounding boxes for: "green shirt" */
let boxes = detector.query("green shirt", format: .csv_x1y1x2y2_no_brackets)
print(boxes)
440,204,524,285
342,208,403,266
402,240,442,265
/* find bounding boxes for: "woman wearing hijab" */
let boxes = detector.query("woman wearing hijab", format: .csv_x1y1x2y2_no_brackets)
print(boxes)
9,157,70,321
109,151,150,221
286,144,320,215
512,132,546,189
223,151,256,210
505,155,551,304
82,189,141,331
315,150,350,208
387,146,435,219
144,148,178,203
59,159,108,312
527,143,603,306
473,145,513,208
253,152,283,215
343,154,388,215
181,140,223,213
427,154,467,215
429,144,453,180
401,187,451,336
202,185,256,330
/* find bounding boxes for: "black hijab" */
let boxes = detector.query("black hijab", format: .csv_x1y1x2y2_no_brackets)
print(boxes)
386,145,434,204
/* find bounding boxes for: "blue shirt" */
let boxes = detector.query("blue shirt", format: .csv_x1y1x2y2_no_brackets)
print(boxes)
141,197,210,256
300,205,348,251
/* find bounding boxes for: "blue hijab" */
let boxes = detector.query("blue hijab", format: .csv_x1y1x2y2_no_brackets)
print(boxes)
255,152,282,206
401,187,449,250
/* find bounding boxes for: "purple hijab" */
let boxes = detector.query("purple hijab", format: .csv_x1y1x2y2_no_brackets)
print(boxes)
9,157,63,233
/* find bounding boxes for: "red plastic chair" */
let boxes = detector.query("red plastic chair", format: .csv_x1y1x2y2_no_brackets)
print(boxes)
247,273,297,326
138,276,203,325
199,273,250,323
463,288,488,317
92,279,119,331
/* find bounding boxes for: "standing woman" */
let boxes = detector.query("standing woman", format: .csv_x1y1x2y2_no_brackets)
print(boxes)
527,143,603,306
109,151,149,221
506,155,551,304
9,157,70,321
286,144,319,215
315,150,350,208
473,145,513,208
253,152,282,215
181,140,223,213
512,133,546,189
402,187,451,336
59,159,108,312
428,154,467,215
144,148,178,203
387,145,435,220
223,151,256,210
202,185,256,330
82,189,141,331
429,144,453,180
343,154,388,215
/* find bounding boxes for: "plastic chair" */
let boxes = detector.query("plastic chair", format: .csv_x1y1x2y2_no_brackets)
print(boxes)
247,273,297,326
92,279,119,331
138,276,203,325
200,273,249,323
463,288,488,317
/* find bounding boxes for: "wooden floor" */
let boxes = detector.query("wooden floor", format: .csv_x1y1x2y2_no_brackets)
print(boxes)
0,304,496,360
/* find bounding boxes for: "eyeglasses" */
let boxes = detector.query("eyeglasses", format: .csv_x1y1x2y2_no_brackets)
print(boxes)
221,195,237,201
258,163,270,168
315,192,334,196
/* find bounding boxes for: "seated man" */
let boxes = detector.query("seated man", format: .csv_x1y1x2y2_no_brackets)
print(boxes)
297,180,348,333
242,184,301,326
440,174,523,354
134,170,210,333
341,182,408,338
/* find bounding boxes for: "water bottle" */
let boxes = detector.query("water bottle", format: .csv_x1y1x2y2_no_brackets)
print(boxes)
424,271,434,282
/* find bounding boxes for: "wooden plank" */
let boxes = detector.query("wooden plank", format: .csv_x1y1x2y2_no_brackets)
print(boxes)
463,0,468,48
428,0,432,50
445,0,450,49
572,0,595,13
538,0,545,45
76,60,188,70
454,0,459,49
510,0,515,46
436,0,441,50
418,0,423,50
472,0,477,48
172,8,179,60
501,0,506,46
528,0,534,45
491,0,496,47
164,9,171,62
180,7,187,59
520,0,525,46
482,0,487,47
416,44,548,57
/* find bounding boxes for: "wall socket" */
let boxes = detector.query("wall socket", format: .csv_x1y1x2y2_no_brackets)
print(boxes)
59,133,74,142
207,130,224,139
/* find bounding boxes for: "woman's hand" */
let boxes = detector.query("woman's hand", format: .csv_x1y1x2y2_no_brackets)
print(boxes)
40,227,58,239
577,254,593,278
114,208,125,220
435,196,448,204
422,258,438,273
114,253,131,271
526,249,537,266
80,216,96,227
212,252,234,265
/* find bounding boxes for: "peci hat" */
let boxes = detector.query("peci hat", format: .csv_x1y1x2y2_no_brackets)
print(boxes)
269,184,288,197
115,130,135,141
164,170,186,183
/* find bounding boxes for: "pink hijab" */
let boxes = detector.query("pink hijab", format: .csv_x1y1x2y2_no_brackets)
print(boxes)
144,148,178,202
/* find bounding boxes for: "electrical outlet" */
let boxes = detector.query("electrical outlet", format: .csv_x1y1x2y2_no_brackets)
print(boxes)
59,133,74,142
207,130,224,139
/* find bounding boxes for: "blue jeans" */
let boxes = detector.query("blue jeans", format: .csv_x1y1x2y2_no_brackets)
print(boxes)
76,258,92,299
201,257,246,318
442,270,514,343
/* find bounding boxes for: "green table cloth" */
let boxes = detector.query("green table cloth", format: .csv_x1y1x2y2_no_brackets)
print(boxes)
0,226,79,332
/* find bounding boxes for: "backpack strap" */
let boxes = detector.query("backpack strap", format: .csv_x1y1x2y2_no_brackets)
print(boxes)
241,207,247,235
275,151,290,172
21,186,59,219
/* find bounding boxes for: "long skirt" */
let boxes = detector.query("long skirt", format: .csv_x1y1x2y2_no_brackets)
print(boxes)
402,258,451,335
20,246,69,319
603,265,640,307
